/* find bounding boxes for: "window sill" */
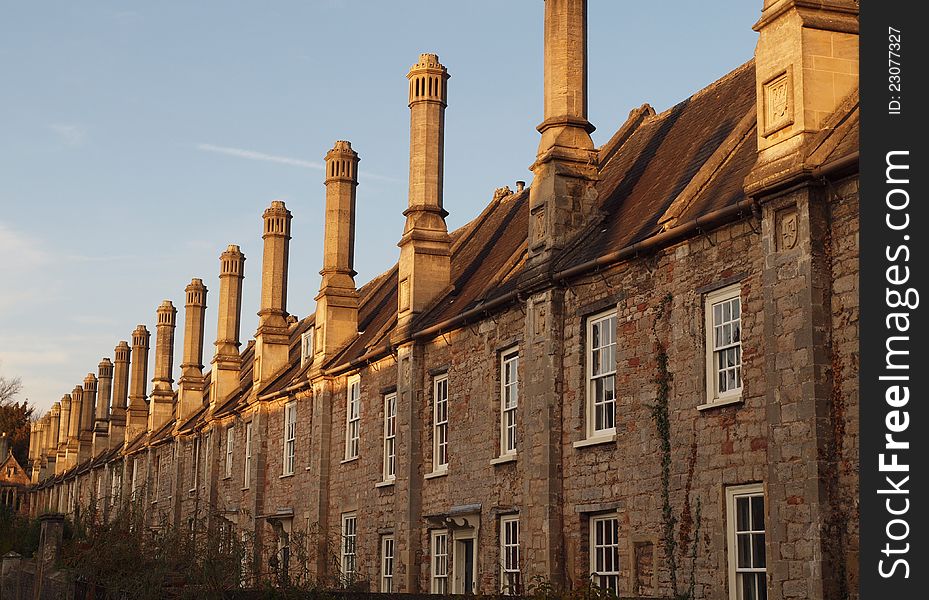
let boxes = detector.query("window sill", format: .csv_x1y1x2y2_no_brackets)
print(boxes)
241,487,250,491
279,472,294,479
697,396,743,411
572,433,616,449
490,454,517,466
424,468,448,480
375,479,396,488
341,456,360,465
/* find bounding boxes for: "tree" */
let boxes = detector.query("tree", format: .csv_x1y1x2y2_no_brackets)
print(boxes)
0,375,22,406
0,374,33,467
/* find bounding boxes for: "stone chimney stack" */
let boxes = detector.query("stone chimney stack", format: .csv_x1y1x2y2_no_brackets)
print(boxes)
178,278,208,423
28,421,39,481
254,201,292,386
525,0,598,276
210,245,245,410
744,0,858,193
108,341,130,448
78,373,97,461
56,394,70,473
126,325,151,443
149,300,177,433
396,53,452,337
93,358,113,454
45,403,60,473
95,360,113,427
68,385,83,443
315,140,360,361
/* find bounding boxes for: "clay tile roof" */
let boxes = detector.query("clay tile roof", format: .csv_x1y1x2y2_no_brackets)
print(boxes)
556,60,757,271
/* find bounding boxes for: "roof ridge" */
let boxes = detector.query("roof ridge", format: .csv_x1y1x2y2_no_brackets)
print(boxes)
598,103,655,169
650,59,755,122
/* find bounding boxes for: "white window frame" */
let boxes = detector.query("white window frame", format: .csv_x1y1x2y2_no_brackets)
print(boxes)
500,515,521,595
726,484,767,600
225,425,234,478
300,328,314,367
500,349,519,456
152,454,161,502
345,375,361,460
341,512,357,578
130,458,140,500
433,374,449,472
244,422,252,488
589,513,620,593
381,534,395,593
383,392,397,481
431,529,449,594
190,437,200,491
110,464,121,507
704,284,743,404
586,311,617,439
283,401,297,476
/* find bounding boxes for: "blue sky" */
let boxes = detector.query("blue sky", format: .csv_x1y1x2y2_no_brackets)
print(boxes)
0,1,759,414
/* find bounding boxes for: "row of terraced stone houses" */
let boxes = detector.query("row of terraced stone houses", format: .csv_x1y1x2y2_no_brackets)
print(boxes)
26,1,861,599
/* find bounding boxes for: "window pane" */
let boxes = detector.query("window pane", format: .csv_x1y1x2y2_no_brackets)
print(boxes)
751,495,764,530
753,533,766,568
740,574,756,600
736,497,750,531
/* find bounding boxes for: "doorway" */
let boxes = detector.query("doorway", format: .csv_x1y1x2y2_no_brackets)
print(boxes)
453,533,477,594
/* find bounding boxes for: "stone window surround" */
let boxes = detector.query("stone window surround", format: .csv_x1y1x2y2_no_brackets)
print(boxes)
282,400,297,476
500,514,521,595
224,424,234,479
700,283,744,410
498,346,519,459
344,375,361,462
430,528,450,594
381,534,395,593
725,483,767,600
576,309,618,446
589,511,620,594
243,421,252,489
430,373,450,476
382,391,398,482
341,512,357,578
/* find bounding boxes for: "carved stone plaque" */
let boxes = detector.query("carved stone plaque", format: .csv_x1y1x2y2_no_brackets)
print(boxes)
763,68,794,136
532,210,546,245
399,278,410,312
534,304,547,338
777,208,799,251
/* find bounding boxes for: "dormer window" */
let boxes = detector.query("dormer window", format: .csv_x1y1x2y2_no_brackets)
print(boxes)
301,329,314,367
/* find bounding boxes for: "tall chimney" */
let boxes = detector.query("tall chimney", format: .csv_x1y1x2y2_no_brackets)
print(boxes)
125,325,151,443
149,300,177,433
81,374,97,434
744,0,858,193
46,403,60,467
315,140,360,361
95,360,113,427
68,385,83,443
525,0,598,274
210,245,245,411
28,421,39,481
93,358,113,454
78,373,97,461
254,201,292,385
55,395,70,473
396,53,452,337
109,341,130,447
178,278,208,424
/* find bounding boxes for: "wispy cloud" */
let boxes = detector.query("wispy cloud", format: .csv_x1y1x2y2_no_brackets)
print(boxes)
48,123,87,147
197,143,324,170
197,143,400,183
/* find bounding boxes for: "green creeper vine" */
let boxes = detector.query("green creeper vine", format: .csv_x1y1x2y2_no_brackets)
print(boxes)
648,292,702,600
